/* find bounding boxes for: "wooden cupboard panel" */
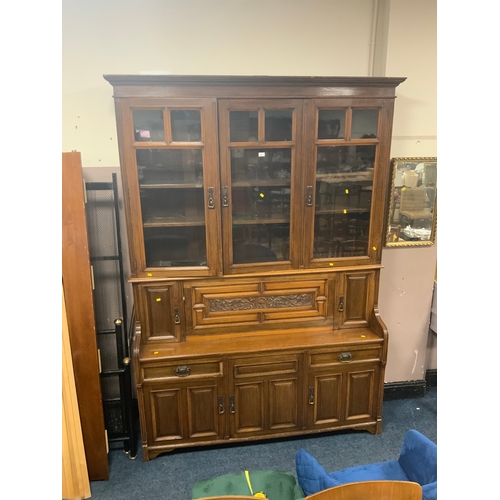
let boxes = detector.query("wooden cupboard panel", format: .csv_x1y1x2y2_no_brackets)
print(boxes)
139,282,182,342
233,355,298,378
269,379,300,430
149,388,183,442
187,385,221,438
309,373,343,427
232,382,265,434
189,279,329,332
345,368,377,421
339,271,375,328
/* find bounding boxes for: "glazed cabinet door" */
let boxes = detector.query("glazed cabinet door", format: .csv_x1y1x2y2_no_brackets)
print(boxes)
228,354,302,438
116,98,221,278
141,359,225,456
218,99,304,274
302,99,392,268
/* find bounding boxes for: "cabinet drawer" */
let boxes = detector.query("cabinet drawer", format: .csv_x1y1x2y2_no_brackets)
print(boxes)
231,354,299,378
309,347,380,368
143,360,223,381
188,278,329,332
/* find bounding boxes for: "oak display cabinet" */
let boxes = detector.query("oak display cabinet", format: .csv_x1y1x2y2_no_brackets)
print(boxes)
104,75,405,461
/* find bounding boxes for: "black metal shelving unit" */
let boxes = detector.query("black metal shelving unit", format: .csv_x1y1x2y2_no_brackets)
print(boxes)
85,173,137,459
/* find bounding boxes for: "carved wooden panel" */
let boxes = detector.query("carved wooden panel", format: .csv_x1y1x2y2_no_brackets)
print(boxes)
189,279,329,333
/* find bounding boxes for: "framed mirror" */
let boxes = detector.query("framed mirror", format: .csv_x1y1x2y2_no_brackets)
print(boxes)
385,157,437,247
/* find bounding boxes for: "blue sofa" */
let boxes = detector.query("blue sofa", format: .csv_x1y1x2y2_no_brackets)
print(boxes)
296,429,437,500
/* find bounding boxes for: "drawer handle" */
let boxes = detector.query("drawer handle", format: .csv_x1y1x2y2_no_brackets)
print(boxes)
218,396,224,414
174,365,191,377
222,186,229,207
306,186,313,207
207,187,215,209
309,387,314,405
338,352,353,363
338,295,344,312
174,308,181,324
229,395,236,414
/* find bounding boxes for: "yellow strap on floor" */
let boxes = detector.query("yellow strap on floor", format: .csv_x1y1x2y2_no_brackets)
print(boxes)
244,471,267,498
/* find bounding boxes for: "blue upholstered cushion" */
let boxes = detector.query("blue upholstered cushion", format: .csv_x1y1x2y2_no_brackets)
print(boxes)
296,430,437,498
295,449,341,496
398,429,437,487
330,460,409,484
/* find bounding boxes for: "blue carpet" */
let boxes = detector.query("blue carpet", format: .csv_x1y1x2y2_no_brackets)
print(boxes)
89,386,436,500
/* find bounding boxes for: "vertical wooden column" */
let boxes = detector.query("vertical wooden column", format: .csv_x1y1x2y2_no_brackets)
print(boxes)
62,151,109,480
62,288,91,499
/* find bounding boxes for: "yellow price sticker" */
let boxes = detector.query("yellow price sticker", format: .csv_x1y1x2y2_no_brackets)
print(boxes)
402,187,407,191
259,192,265,198
147,273,153,277
153,351,159,355
372,246,377,251
343,209,347,214
156,297,161,302
329,262,334,267
345,189,349,194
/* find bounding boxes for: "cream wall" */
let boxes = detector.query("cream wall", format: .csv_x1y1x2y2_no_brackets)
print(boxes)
63,0,437,383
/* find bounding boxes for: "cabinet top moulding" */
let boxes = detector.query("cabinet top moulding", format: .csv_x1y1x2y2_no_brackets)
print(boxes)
103,75,407,99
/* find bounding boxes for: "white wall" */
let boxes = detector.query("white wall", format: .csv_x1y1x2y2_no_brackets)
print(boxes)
63,0,437,383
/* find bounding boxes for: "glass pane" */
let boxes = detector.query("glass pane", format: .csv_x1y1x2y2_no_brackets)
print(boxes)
313,145,376,259
318,110,345,139
231,148,291,264
230,111,258,142
171,110,201,142
133,110,165,142
136,149,203,185
265,109,293,141
143,227,207,267
351,109,379,139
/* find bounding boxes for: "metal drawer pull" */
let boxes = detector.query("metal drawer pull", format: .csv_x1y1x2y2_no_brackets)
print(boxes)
207,187,215,209
338,295,344,312
306,186,313,207
218,396,224,414
338,352,353,363
229,395,236,413
173,308,181,324
309,387,314,405
174,365,191,377
222,186,229,207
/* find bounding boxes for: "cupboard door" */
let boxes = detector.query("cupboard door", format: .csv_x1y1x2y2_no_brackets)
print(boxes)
345,366,379,423
307,372,343,429
218,99,304,274
143,377,225,448
302,99,388,268
118,98,221,277
228,355,302,437
337,271,375,329
137,282,183,342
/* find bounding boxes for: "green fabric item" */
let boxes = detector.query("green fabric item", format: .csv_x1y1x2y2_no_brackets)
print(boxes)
191,470,305,500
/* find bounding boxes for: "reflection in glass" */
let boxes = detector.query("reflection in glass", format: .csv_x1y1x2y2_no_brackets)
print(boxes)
143,226,206,267
318,109,345,139
230,111,258,142
171,110,201,142
313,145,376,259
133,110,165,142
265,109,293,141
387,159,437,244
351,109,379,139
136,149,203,185
230,148,292,264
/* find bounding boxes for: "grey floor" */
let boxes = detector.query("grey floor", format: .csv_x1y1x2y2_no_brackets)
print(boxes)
89,386,437,500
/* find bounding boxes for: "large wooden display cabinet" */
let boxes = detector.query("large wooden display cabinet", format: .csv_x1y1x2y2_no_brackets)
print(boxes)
104,75,405,461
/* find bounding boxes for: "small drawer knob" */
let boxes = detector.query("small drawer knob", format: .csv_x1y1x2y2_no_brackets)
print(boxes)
174,365,191,377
